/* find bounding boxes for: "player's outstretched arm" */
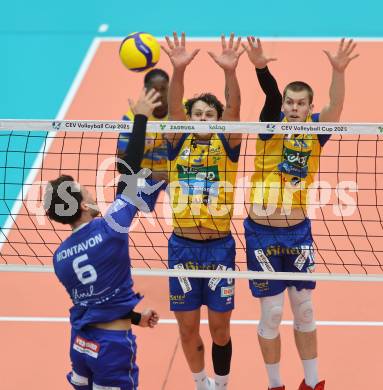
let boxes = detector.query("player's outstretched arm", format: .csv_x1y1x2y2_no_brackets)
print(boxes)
117,88,161,177
208,33,243,148
243,37,281,123
161,32,199,122
320,38,359,122
208,33,244,124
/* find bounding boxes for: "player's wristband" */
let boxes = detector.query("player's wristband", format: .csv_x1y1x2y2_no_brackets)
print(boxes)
130,311,142,326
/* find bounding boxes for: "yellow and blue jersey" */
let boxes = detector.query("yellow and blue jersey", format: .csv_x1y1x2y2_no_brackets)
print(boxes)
118,109,168,171
168,133,240,232
250,113,330,210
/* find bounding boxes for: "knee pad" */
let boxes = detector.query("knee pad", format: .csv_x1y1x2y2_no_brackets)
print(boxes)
288,287,316,332
258,292,284,339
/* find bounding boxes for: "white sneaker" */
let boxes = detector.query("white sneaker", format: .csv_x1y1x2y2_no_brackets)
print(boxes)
195,377,215,390
207,377,215,390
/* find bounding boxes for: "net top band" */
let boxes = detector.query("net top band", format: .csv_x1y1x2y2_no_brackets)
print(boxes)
1,119,383,135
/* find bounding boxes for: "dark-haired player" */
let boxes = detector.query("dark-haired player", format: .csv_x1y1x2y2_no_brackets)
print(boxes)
45,89,161,390
117,68,170,211
161,32,243,390
242,38,358,390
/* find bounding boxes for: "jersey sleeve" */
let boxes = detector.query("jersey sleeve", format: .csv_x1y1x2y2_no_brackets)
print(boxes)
117,114,148,195
166,133,189,161
257,66,282,122
219,134,241,162
102,194,137,237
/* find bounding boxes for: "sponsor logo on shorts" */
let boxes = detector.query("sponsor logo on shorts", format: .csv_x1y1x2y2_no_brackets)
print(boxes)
252,280,269,291
294,245,315,271
254,249,275,272
73,336,100,358
174,263,192,294
265,245,301,257
93,385,121,390
208,264,226,291
170,294,186,301
221,285,234,297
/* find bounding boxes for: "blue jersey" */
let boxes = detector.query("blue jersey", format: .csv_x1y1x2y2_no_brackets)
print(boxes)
53,195,142,330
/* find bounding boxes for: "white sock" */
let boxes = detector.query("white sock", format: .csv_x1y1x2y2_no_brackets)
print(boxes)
193,370,210,390
265,362,282,388
302,358,319,388
215,373,229,388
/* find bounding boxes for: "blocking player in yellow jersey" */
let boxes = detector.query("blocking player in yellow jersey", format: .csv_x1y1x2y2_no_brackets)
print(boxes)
161,32,243,390
242,38,359,390
117,69,169,212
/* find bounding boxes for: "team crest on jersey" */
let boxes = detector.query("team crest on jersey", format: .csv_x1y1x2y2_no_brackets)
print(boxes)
180,148,191,160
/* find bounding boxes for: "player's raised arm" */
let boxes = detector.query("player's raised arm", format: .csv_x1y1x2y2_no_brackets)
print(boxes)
117,88,161,177
208,33,243,148
243,36,281,123
319,38,359,122
116,88,162,209
208,33,244,124
161,32,199,121
161,32,199,146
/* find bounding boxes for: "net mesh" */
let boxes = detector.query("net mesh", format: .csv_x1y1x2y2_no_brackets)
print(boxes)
1,120,383,280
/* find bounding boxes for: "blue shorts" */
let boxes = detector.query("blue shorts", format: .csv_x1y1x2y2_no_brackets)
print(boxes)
168,233,236,312
67,326,138,390
244,217,316,298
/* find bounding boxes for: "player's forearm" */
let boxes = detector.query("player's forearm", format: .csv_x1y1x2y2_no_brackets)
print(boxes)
168,68,187,120
328,69,345,118
319,69,345,122
222,69,241,121
117,114,148,174
256,66,282,122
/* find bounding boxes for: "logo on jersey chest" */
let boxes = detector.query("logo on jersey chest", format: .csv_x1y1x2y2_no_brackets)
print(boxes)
177,165,220,182
278,142,312,179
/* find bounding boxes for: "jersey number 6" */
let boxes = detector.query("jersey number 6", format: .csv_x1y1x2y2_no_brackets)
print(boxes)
73,254,98,285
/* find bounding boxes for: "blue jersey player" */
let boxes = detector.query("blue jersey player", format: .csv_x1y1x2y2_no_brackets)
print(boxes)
44,89,161,390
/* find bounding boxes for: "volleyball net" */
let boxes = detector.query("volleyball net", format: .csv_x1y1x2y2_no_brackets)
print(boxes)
1,119,383,282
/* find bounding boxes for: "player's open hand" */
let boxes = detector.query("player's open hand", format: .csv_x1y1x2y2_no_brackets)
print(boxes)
323,38,359,72
139,308,160,328
129,88,162,118
242,37,277,69
161,32,200,70
208,33,244,72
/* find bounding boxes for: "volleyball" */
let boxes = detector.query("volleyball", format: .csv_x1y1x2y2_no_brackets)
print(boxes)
119,32,161,72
